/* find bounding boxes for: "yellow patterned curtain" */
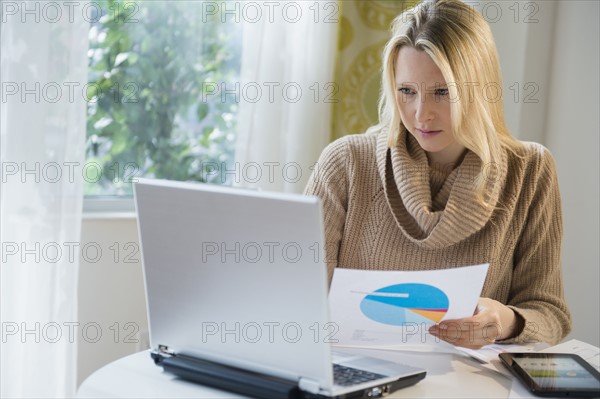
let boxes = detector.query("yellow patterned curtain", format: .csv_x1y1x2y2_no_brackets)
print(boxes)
331,1,417,141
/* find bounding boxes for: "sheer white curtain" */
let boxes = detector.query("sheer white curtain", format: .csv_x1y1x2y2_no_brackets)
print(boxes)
1,4,88,397
235,1,338,193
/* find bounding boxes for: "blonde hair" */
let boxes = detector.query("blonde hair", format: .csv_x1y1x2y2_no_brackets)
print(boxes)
374,0,521,204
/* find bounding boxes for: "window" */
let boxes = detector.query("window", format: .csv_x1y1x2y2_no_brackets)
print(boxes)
85,0,242,200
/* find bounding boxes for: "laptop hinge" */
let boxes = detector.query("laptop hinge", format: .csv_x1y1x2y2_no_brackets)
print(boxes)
157,344,175,355
298,377,321,394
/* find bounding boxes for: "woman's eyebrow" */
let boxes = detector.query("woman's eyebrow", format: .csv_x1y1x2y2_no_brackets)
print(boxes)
395,82,448,89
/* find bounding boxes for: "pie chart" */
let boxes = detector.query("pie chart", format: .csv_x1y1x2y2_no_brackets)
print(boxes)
359,283,449,326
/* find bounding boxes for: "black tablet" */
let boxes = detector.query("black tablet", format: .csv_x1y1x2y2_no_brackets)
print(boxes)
499,352,600,397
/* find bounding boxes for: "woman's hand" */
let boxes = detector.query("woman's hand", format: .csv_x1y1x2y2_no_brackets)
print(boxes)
428,297,520,349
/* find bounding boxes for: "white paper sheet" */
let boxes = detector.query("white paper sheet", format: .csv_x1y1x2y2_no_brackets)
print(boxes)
541,339,600,371
456,342,550,377
328,264,489,348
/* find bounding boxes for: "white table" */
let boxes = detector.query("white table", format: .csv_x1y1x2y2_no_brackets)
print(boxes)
77,347,524,398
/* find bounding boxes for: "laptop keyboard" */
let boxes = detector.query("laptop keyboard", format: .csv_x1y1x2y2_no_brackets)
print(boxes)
332,363,387,387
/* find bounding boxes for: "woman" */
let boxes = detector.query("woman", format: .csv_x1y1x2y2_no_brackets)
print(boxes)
304,0,571,349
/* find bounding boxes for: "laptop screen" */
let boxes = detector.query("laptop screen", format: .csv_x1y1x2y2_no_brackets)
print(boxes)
134,178,334,388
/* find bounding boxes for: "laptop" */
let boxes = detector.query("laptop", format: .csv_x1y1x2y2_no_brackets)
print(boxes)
134,178,426,398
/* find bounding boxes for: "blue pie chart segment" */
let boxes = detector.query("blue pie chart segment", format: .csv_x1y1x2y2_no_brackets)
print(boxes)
359,283,449,326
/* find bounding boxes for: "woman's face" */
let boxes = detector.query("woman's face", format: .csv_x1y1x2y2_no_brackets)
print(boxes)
394,46,465,165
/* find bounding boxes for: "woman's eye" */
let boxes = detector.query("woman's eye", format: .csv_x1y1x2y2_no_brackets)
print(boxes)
398,87,413,95
435,88,449,96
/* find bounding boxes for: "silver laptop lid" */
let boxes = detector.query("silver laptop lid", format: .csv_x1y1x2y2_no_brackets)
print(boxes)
134,178,334,389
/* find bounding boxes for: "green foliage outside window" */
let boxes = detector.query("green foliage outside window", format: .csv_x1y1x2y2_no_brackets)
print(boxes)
86,0,241,196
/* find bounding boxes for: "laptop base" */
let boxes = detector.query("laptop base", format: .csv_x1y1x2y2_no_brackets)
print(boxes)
152,351,426,399
152,350,303,399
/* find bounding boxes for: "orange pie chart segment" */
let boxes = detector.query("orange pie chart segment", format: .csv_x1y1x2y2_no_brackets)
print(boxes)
407,308,447,323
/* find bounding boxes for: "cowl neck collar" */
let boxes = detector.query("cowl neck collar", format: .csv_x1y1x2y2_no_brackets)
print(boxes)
376,129,507,249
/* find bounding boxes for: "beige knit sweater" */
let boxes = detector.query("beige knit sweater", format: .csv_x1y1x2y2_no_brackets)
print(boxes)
304,129,572,345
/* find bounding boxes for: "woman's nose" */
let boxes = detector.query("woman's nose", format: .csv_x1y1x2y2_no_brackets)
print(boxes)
415,96,435,122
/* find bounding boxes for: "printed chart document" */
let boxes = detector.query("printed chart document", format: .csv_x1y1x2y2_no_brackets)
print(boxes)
329,264,489,350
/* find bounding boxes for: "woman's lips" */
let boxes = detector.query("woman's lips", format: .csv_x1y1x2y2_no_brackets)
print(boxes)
416,128,442,137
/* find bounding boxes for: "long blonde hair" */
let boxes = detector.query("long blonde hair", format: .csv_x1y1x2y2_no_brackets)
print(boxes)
374,0,520,204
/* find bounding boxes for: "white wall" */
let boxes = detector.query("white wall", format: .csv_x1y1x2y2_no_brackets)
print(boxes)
472,0,556,143
77,0,600,384
543,1,600,347
77,216,148,386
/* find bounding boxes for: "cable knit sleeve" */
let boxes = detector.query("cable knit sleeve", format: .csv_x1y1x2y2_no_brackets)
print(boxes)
504,146,572,345
303,139,350,283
